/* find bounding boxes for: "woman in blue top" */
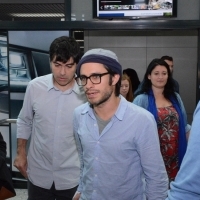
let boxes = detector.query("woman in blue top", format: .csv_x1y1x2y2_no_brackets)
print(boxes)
133,58,190,183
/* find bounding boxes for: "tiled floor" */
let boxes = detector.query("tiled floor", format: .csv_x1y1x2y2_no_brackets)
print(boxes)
10,189,28,200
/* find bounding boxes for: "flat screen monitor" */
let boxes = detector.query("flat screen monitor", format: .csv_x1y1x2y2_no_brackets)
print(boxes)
93,0,177,19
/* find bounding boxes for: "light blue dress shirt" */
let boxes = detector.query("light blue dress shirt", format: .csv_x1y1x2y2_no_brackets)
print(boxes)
167,101,200,200
74,96,168,200
17,74,86,190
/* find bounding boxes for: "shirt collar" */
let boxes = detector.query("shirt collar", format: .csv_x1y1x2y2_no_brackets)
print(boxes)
47,74,54,91
113,95,127,121
81,95,127,121
47,74,82,94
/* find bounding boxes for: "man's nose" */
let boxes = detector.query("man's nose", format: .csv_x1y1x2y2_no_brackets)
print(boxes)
60,66,66,75
85,78,94,88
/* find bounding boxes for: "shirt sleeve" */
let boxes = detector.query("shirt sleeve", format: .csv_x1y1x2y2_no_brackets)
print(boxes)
73,108,84,193
167,101,200,200
136,111,169,199
17,82,34,140
133,94,148,109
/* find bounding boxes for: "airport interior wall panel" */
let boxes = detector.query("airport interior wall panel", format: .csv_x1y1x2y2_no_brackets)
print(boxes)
84,30,198,123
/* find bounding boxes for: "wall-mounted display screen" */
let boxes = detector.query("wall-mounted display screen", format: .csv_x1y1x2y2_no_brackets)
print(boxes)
93,0,177,19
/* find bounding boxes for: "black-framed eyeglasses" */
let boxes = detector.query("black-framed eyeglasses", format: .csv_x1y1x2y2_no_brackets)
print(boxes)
76,72,110,86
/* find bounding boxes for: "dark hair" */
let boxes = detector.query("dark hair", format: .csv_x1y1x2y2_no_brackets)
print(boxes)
137,58,176,100
161,55,173,62
123,68,140,93
104,65,121,97
49,36,81,64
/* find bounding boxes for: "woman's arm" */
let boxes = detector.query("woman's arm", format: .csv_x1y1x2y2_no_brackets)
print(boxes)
133,94,149,109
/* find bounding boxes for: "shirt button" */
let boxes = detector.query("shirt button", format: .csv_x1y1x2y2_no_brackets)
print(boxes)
97,141,100,144
93,190,96,192
94,124,97,126
95,174,97,177
95,157,98,160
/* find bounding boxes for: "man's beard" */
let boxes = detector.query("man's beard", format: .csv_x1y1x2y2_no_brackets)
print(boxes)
89,89,113,107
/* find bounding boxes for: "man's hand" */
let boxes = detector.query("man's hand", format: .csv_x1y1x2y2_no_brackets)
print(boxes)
73,191,81,200
14,153,28,179
13,139,28,179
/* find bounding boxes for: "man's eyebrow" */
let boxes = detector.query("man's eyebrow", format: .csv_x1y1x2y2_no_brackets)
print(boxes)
66,62,74,65
80,73,102,76
52,61,74,65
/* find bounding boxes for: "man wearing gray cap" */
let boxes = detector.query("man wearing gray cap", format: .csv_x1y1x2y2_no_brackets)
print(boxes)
73,48,168,200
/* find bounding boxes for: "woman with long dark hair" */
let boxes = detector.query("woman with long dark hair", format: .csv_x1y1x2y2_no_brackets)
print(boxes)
133,58,190,183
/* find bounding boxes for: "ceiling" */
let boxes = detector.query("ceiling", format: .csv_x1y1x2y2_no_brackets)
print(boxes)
0,3,65,21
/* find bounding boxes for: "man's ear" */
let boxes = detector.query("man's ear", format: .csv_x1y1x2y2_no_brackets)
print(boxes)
112,74,120,85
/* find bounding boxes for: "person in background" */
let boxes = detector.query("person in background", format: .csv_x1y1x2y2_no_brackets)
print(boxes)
123,68,140,94
73,48,168,200
135,55,179,96
133,58,190,183
166,101,200,200
13,36,86,200
161,56,179,93
0,132,16,199
0,133,6,164
120,73,134,102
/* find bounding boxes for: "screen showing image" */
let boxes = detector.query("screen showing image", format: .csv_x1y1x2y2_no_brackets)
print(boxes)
0,35,9,118
94,0,177,19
